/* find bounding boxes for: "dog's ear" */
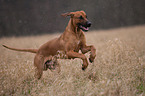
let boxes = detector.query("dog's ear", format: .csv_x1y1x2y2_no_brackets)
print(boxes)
61,12,74,18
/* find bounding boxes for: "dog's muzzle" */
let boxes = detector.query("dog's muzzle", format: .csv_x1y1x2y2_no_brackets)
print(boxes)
78,21,91,32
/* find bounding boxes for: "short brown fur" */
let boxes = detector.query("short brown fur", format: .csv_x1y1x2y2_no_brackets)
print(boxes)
2,10,96,79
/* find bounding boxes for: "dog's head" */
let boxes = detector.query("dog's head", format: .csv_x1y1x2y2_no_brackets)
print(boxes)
61,10,91,32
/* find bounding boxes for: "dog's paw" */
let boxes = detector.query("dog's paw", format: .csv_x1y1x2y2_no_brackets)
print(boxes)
89,54,96,63
82,67,85,71
82,64,88,71
89,57,94,63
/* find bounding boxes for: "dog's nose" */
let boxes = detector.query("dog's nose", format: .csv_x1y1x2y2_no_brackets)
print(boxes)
87,21,91,27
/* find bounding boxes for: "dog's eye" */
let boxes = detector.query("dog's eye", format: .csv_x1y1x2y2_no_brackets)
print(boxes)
79,16,84,20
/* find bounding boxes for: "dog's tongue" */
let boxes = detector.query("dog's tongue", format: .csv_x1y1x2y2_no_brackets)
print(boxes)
80,25,89,31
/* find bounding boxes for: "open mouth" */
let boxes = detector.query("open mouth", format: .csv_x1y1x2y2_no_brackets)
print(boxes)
79,25,89,32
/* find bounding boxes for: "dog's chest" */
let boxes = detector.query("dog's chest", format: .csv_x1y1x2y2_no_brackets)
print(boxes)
72,37,80,45
77,40,80,45
70,39,81,51
65,34,81,51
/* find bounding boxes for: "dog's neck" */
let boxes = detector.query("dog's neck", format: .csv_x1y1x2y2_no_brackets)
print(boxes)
66,18,81,34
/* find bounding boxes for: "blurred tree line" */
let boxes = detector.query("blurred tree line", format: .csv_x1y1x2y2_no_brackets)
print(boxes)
0,0,145,37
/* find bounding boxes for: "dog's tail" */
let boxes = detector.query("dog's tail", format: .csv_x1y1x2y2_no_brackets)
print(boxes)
2,45,38,53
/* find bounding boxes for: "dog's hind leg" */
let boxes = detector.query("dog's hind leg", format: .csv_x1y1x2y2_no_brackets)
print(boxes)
34,54,44,79
44,56,61,73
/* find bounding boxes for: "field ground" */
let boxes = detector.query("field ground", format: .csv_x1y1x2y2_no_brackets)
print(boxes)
0,25,145,96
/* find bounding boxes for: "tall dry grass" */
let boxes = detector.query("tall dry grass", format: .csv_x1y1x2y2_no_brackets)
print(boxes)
0,25,145,96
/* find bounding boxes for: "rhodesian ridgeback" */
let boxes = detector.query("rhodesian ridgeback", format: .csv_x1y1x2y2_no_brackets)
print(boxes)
2,10,96,79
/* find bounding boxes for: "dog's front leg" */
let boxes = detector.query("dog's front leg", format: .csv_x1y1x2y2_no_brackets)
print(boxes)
81,45,96,63
66,50,88,70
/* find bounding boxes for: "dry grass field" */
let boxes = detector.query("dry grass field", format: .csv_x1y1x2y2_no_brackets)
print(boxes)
0,25,145,96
